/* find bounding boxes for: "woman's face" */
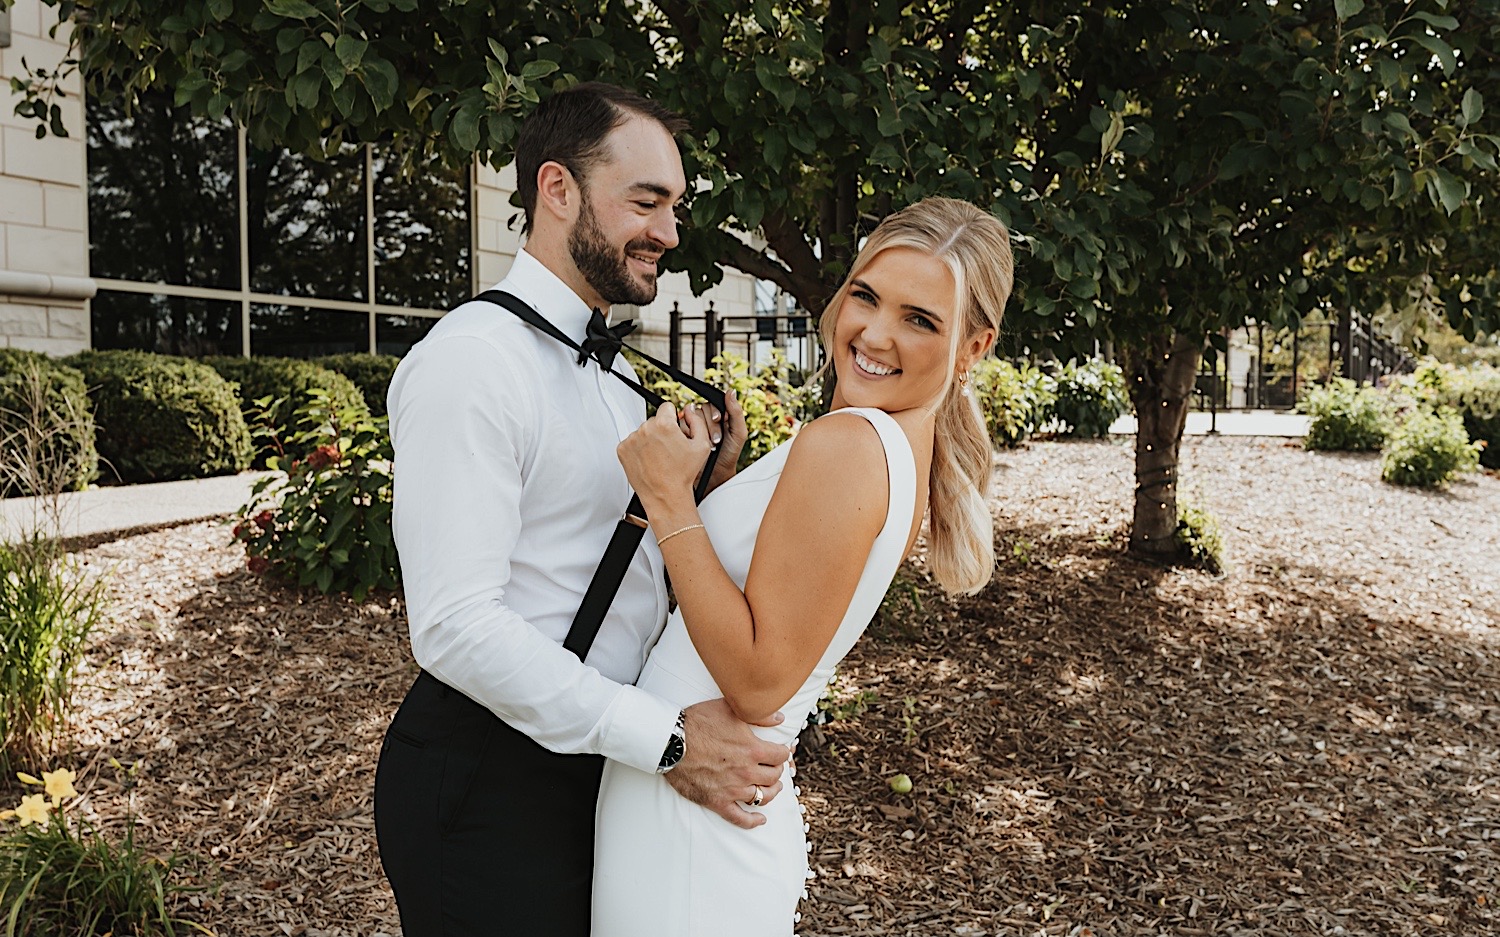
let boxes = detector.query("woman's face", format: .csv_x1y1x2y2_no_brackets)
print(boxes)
829,247,971,413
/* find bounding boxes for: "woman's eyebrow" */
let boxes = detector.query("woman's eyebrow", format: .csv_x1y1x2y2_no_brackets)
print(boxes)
853,278,944,323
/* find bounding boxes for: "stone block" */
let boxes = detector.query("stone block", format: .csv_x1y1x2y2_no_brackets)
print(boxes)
47,304,86,339
475,184,511,222
42,182,83,231
6,225,84,276
6,333,85,355
11,0,45,37
0,301,48,337
477,250,512,288
476,217,501,253
0,176,44,225
1,125,83,185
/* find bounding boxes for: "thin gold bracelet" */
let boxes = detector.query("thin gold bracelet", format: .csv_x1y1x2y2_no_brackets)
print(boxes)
656,523,705,547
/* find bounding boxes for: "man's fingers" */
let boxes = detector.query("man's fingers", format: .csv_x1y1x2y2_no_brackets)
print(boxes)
716,801,766,830
751,739,793,768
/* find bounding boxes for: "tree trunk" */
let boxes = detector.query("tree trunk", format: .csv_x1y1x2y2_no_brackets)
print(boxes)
1122,331,1203,561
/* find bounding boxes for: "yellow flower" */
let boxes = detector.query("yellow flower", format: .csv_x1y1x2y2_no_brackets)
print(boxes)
16,772,41,786
0,809,15,822
15,794,49,828
42,769,77,805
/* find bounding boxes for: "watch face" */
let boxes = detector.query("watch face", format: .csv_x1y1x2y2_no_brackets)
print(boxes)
660,736,685,769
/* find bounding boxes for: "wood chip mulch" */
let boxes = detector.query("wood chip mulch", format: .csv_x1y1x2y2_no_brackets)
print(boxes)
6,435,1496,936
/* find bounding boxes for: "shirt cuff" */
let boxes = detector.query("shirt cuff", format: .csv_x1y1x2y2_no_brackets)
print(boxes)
599,684,681,774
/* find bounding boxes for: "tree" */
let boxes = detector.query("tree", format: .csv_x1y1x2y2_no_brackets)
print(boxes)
17,0,1500,563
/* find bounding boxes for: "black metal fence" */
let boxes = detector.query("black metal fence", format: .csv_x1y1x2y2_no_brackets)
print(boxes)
1194,310,1414,412
668,302,822,376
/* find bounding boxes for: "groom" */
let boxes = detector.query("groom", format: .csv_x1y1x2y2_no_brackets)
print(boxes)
373,83,792,935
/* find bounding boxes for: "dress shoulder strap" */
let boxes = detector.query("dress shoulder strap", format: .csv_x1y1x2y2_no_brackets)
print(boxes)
823,407,918,550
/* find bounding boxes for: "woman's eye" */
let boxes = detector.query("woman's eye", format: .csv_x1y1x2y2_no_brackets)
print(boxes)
909,314,937,331
852,289,875,303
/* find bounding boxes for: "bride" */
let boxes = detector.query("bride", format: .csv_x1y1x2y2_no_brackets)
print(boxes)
593,197,1014,936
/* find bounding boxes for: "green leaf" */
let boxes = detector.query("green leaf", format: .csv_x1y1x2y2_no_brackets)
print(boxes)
1430,168,1466,214
520,59,559,81
335,34,367,69
266,0,319,19
207,0,233,20
1408,33,1456,77
362,56,399,111
450,104,482,151
1461,88,1483,126
1334,0,1364,20
1017,70,1042,100
1410,11,1459,30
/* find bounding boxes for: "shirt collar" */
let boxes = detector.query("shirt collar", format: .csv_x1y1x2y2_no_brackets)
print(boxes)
496,248,598,342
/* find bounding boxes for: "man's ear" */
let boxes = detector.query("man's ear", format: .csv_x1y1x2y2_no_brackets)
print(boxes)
534,160,580,227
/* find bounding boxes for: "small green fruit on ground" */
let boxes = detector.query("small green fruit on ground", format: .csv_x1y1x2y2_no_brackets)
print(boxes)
888,773,913,794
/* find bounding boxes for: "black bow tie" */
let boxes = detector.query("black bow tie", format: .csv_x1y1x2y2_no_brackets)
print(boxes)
578,308,637,371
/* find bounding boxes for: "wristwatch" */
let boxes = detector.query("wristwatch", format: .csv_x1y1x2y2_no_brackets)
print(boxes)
656,709,687,774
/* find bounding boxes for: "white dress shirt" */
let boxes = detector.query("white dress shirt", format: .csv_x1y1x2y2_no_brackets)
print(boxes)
387,248,678,774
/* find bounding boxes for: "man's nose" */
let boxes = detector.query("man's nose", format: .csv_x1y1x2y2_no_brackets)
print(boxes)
650,209,680,251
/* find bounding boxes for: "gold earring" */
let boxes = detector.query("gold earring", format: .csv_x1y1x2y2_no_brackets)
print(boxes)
959,370,970,388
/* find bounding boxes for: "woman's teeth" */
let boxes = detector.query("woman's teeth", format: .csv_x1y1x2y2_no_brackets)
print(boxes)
854,348,897,376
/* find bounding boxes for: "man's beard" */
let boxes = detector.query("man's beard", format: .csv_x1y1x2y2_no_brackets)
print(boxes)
569,196,659,307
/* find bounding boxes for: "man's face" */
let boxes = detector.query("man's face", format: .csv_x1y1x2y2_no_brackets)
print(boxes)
566,116,687,308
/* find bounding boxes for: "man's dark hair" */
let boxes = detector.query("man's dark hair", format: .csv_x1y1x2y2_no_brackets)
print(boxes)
515,82,689,235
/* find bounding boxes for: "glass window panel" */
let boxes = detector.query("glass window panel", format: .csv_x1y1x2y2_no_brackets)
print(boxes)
376,314,441,357
247,146,366,301
374,153,471,310
250,304,368,358
91,290,241,356
87,92,239,288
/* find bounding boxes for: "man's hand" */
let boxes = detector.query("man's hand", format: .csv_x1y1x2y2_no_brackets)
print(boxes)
700,389,747,494
665,698,790,829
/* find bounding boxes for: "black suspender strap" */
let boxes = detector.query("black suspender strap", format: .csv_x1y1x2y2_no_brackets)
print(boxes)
474,290,727,662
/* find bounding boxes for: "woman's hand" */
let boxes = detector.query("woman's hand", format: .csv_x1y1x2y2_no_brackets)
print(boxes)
703,389,747,494
618,402,717,512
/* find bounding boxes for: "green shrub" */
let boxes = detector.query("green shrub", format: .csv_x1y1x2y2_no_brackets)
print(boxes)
1298,378,1391,451
0,351,97,498
1047,358,1130,438
314,352,400,417
234,390,399,600
970,358,1056,447
0,767,206,935
64,350,252,483
203,356,369,466
0,537,109,772
1174,499,1226,574
1380,408,1480,488
1396,360,1500,469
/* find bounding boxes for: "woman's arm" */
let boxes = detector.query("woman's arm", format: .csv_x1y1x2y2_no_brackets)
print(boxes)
618,406,888,723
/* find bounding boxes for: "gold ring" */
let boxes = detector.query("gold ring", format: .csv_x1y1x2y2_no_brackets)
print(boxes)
750,786,764,807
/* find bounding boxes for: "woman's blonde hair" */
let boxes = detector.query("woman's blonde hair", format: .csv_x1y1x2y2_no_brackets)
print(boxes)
817,197,1015,595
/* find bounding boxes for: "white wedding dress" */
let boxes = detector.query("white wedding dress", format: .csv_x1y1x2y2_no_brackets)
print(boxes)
592,407,917,937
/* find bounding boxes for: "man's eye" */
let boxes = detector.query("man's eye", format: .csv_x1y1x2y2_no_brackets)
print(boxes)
636,201,657,210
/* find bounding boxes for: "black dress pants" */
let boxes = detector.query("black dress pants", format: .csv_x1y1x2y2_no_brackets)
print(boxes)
374,671,606,936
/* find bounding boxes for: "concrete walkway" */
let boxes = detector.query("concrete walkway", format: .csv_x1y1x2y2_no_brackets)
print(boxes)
1109,409,1309,437
1,472,268,545
0,408,1307,546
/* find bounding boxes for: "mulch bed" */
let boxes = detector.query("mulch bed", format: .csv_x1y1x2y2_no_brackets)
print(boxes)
8,436,1497,936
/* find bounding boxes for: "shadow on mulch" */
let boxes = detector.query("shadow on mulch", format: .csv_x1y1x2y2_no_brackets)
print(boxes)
797,531,1498,937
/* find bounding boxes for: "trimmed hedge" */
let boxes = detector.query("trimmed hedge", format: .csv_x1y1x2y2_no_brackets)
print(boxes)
0,350,98,497
63,350,252,483
203,356,369,466
1380,408,1480,488
314,353,400,417
971,358,1055,447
